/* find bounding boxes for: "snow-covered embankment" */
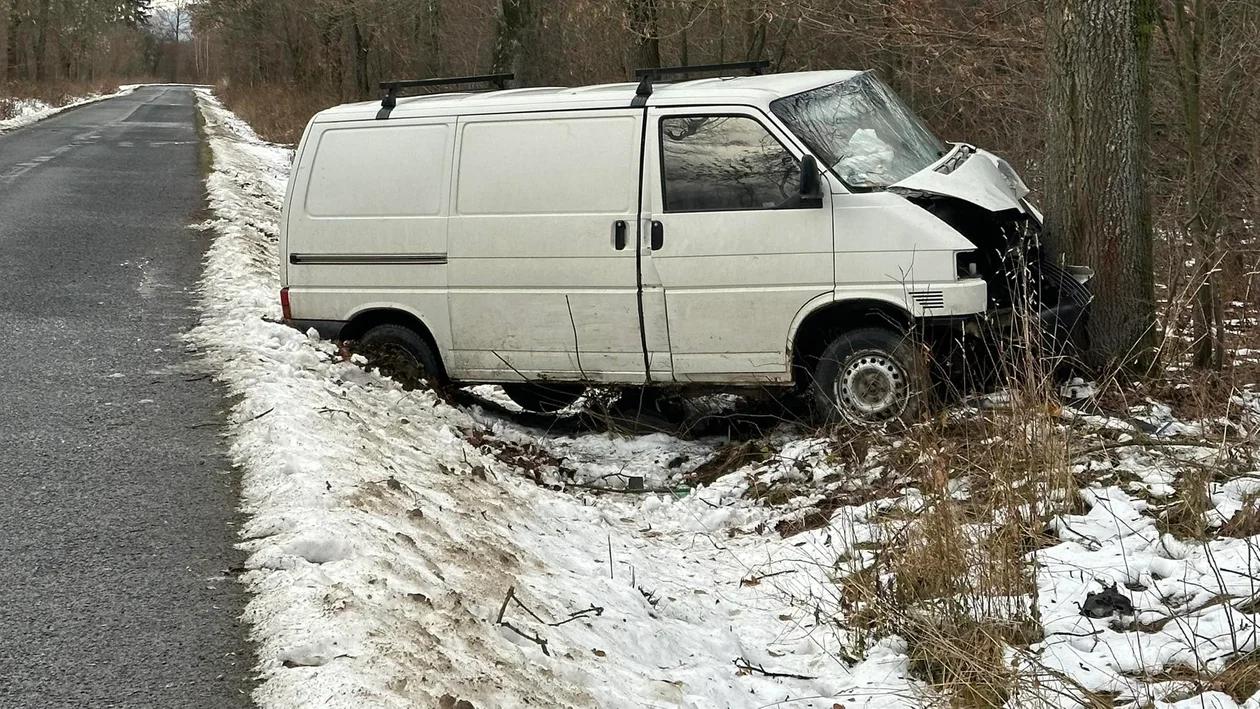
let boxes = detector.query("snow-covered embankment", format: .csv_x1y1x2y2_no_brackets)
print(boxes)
191,89,912,709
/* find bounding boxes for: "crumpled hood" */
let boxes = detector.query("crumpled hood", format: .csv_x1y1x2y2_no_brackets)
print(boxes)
891,145,1029,213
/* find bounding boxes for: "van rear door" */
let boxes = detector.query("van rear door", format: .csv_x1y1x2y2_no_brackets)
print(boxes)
447,110,656,382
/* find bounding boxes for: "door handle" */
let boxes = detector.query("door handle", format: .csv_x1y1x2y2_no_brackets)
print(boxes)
612,220,627,250
650,220,664,251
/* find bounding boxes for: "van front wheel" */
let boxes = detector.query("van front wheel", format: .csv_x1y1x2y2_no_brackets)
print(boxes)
810,327,930,424
356,324,443,391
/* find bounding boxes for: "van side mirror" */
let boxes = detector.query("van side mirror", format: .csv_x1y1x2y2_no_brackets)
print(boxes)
800,155,824,204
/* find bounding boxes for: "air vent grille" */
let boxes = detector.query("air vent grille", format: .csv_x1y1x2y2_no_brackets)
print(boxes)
910,290,945,309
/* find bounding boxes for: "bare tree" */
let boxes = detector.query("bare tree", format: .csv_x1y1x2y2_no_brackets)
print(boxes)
153,0,191,82
1044,0,1158,371
32,0,47,80
1156,0,1260,370
628,0,660,69
491,0,535,84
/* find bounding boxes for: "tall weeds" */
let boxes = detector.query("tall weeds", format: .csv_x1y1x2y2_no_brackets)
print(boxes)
824,276,1089,706
213,80,341,145
0,79,124,115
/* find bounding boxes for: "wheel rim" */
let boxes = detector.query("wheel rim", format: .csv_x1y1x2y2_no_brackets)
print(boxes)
834,349,908,421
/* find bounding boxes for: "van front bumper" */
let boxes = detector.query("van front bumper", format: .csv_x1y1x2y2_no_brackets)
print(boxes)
285,318,346,341
925,299,1089,348
922,266,1092,384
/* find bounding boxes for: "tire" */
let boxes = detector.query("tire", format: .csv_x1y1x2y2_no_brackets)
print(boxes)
810,327,932,424
355,324,444,391
501,382,585,413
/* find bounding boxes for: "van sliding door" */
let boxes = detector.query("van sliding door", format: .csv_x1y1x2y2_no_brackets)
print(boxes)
446,110,654,382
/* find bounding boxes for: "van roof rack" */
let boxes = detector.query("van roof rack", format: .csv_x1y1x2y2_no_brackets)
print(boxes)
632,60,770,107
633,60,771,81
377,73,514,119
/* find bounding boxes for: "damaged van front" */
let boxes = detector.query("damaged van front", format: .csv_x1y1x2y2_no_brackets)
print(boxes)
772,71,1093,376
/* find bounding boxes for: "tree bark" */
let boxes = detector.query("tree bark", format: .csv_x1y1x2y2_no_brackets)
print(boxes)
424,0,442,77
0,0,9,82
3,11,14,82
341,10,368,101
629,0,661,70
491,0,534,85
1164,0,1226,370
34,0,50,81
1044,0,1157,371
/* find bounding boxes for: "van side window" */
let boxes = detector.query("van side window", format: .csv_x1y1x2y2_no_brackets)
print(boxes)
660,115,800,213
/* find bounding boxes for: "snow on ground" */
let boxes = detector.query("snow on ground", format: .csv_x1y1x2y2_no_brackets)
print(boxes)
192,89,920,708
0,85,140,132
194,87,1260,709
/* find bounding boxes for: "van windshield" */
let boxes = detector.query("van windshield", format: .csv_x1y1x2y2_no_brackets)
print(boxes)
770,72,948,190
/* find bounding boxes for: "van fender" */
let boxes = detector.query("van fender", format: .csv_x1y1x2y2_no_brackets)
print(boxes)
786,290,916,352
341,301,453,357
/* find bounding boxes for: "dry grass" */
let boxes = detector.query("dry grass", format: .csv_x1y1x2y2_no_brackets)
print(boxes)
829,399,1079,706
830,360,1255,705
213,80,340,145
1155,464,1216,539
0,79,127,120
1221,494,1260,539
1130,654,1260,703
905,616,1040,708
688,440,769,487
811,294,1105,706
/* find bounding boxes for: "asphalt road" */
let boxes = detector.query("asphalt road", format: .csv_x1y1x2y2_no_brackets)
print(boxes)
0,87,254,706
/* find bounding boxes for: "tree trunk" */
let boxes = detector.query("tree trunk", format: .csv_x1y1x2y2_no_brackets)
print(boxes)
0,0,9,82
629,0,661,70
34,0,50,81
424,0,442,77
1043,0,1157,371
491,0,534,85
3,13,14,82
1165,0,1226,370
341,11,368,101
743,5,765,62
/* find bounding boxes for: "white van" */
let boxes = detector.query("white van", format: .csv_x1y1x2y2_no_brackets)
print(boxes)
279,64,1091,422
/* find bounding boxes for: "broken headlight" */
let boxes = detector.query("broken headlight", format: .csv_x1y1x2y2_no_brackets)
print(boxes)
956,250,981,279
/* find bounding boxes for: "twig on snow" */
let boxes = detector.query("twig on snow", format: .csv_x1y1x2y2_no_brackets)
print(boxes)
740,569,797,587
565,481,684,495
496,586,515,624
549,605,604,627
495,586,552,656
496,586,550,626
187,406,274,429
244,406,275,422
500,620,550,656
733,657,815,680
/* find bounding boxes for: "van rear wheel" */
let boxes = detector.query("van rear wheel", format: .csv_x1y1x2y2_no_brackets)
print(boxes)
502,383,585,413
356,324,443,391
811,327,931,424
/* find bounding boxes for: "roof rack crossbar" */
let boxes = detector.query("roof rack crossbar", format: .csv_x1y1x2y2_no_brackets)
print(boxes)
634,60,770,80
378,73,514,112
